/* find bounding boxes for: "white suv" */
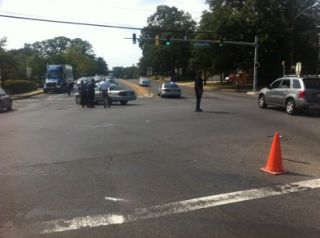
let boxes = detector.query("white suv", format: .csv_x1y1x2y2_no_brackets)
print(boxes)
258,75,320,115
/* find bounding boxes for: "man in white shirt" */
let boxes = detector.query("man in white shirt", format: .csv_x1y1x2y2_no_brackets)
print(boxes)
99,79,111,108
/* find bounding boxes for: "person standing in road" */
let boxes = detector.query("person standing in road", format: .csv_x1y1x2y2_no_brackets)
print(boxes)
79,81,86,108
67,82,73,96
99,79,111,108
194,71,203,112
87,79,95,108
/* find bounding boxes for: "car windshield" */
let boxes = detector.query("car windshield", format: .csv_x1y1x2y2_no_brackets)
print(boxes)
47,72,62,78
109,85,122,91
303,78,320,89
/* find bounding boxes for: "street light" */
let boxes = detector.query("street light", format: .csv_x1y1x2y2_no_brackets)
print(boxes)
290,1,320,70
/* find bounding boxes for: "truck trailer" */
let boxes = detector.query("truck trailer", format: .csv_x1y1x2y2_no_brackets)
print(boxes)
43,64,73,93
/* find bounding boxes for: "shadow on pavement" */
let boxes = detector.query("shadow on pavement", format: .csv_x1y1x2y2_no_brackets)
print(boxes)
286,171,314,178
201,111,233,115
267,107,320,118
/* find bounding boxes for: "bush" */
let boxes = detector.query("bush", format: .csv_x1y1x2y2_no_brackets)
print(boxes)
3,80,37,94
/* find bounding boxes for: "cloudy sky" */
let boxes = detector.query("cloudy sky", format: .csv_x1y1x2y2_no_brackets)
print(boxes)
0,0,208,68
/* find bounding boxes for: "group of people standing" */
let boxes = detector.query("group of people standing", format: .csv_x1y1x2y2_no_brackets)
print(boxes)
78,79,97,108
78,79,111,108
76,72,203,111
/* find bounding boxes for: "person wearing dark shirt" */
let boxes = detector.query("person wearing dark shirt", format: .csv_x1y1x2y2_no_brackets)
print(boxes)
87,79,95,108
194,71,203,112
67,82,73,96
78,81,86,108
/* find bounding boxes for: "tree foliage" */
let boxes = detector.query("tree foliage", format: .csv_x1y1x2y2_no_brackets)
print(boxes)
139,5,196,77
201,0,319,84
0,36,108,84
139,1,319,85
112,66,139,79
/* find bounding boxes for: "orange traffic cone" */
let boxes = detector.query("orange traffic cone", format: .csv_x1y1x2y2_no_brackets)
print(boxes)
260,132,287,175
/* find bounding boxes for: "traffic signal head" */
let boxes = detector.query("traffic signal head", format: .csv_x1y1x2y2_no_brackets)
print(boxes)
165,35,171,46
132,33,137,44
219,36,224,47
155,35,160,46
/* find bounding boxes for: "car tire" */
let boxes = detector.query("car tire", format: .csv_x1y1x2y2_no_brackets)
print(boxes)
43,89,48,94
286,98,296,115
7,100,12,111
258,95,267,108
120,101,127,105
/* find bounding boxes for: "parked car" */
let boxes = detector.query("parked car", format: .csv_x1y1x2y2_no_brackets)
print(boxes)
76,77,90,86
258,75,320,115
106,78,118,85
75,84,136,105
0,86,12,112
158,82,181,98
139,77,151,86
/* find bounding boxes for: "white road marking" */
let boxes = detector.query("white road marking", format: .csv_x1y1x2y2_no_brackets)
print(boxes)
92,123,114,128
38,178,320,234
104,196,127,202
47,95,62,101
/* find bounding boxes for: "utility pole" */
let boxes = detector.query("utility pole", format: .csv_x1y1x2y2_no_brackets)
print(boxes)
318,31,320,74
253,36,259,92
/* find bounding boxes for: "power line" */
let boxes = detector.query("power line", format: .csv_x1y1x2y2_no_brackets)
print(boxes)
0,14,142,31
0,13,215,34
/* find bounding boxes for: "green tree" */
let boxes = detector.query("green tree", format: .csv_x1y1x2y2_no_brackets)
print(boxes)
2,36,108,83
139,5,196,78
0,38,18,85
198,0,319,85
65,45,95,78
112,67,124,78
94,57,108,75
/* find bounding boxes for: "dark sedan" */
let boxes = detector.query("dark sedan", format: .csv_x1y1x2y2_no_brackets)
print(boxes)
0,86,12,112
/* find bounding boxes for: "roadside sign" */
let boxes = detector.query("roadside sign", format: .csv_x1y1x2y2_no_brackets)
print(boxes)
295,62,302,76
193,42,210,48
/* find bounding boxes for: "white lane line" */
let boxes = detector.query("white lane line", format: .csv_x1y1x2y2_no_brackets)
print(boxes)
104,196,127,202
38,178,320,234
92,123,114,128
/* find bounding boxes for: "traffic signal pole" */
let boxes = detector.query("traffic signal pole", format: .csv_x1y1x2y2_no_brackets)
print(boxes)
127,35,259,91
253,36,258,92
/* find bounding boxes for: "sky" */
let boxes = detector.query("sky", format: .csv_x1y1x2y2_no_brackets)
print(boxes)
0,0,208,69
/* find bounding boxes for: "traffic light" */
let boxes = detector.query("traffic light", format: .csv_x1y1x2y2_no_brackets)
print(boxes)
165,35,171,46
132,33,136,44
219,35,224,47
155,35,160,46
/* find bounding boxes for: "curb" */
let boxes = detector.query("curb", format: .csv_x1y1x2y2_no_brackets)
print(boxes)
176,82,254,94
11,90,43,101
246,91,259,96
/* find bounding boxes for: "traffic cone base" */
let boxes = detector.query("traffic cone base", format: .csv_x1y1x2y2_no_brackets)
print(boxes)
260,132,287,175
260,167,287,175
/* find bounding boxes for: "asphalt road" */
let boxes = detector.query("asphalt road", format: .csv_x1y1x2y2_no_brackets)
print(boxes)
1,81,320,238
